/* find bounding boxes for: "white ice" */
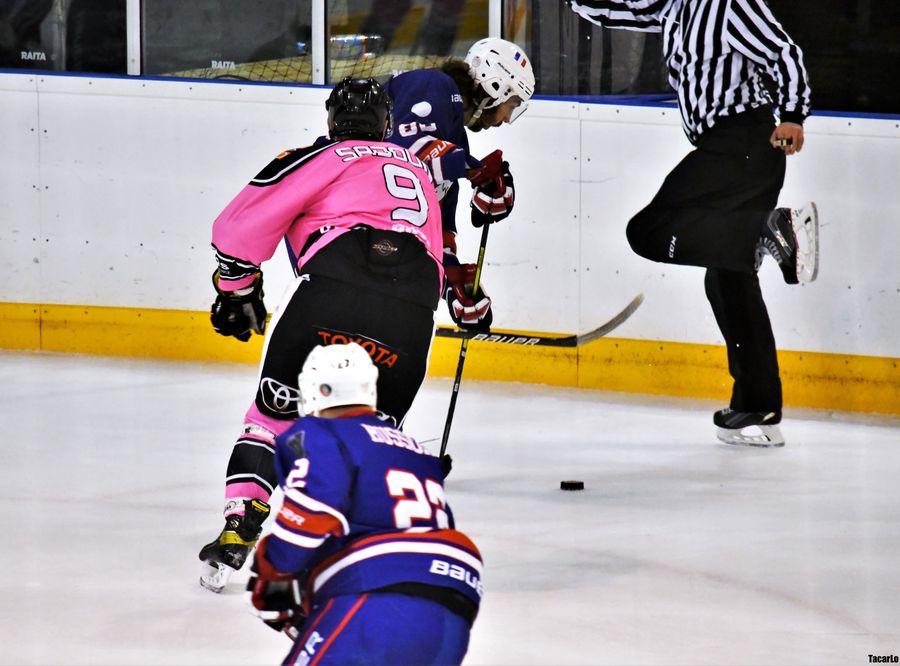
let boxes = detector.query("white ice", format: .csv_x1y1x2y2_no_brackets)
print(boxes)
2,351,898,665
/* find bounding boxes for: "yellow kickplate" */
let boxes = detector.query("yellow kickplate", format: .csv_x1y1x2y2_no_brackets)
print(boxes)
0,303,41,350
2,302,897,415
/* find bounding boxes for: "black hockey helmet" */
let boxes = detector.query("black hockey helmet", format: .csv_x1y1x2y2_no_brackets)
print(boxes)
326,77,392,141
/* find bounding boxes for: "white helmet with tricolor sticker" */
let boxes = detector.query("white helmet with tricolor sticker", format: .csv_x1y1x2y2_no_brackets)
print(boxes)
297,343,378,416
465,37,535,123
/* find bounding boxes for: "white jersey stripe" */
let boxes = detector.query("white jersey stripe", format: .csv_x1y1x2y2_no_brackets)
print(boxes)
234,439,275,452
284,487,350,535
271,523,327,549
312,541,484,594
226,473,274,493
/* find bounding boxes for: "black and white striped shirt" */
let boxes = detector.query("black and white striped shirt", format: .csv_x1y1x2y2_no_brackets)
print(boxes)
570,0,811,143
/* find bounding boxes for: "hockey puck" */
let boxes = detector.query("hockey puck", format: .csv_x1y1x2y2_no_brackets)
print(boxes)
560,480,584,491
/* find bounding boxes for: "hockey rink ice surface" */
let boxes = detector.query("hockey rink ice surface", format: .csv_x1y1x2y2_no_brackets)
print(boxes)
3,351,899,666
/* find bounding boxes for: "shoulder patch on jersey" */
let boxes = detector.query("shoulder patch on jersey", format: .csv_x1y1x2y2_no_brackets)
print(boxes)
411,101,432,118
250,140,339,187
285,430,307,458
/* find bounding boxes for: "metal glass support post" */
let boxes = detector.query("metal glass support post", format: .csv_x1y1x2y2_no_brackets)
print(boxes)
312,0,326,85
126,0,141,75
489,0,502,38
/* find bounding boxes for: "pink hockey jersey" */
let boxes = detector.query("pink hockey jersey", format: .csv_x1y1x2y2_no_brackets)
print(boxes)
212,137,444,294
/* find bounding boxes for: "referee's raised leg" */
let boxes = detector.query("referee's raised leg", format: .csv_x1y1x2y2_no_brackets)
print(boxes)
571,0,820,447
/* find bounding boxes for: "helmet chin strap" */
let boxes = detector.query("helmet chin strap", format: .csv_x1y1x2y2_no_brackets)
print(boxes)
466,96,493,129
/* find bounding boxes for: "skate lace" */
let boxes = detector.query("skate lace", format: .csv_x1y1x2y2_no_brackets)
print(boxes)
761,237,784,263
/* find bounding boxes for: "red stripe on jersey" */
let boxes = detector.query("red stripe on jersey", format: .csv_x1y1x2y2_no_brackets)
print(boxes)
358,528,479,556
277,499,342,537
304,528,480,592
293,597,335,659
309,594,368,666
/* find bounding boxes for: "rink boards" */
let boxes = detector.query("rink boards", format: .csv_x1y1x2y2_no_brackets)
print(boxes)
1,302,896,414
1,72,898,414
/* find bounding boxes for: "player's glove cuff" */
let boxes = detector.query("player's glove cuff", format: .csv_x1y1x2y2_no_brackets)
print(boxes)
246,537,307,635
210,270,267,341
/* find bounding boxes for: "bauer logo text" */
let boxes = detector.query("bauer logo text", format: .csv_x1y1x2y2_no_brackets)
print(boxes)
430,559,484,598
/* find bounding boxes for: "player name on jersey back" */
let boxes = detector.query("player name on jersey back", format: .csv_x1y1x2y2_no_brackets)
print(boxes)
361,423,435,457
334,144,426,169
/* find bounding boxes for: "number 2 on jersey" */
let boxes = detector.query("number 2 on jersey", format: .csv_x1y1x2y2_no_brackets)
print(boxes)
385,469,448,529
383,163,429,227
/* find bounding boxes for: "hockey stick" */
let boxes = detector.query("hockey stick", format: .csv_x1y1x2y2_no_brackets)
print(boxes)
434,292,644,348
439,223,490,457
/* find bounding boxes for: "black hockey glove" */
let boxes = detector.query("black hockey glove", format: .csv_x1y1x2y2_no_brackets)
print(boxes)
246,537,307,638
440,454,453,479
210,271,267,342
471,161,514,228
444,262,492,333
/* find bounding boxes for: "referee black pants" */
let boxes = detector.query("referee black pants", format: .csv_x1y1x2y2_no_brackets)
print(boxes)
626,107,786,413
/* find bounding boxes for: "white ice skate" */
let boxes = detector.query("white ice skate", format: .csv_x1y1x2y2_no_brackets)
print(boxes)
790,202,819,284
200,561,238,593
198,499,270,593
714,408,785,447
758,202,819,285
716,423,785,447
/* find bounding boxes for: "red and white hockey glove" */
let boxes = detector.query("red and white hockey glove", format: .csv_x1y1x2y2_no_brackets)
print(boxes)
466,149,504,188
466,150,515,225
444,262,492,332
245,537,306,638
470,160,514,227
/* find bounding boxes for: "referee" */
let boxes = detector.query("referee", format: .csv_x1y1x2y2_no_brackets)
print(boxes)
571,0,820,447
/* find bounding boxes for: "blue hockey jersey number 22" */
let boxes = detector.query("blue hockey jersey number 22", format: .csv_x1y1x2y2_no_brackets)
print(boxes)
265,412,484,609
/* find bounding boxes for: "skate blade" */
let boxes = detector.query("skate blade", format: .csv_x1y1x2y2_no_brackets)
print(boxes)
794,202,819,284
199,561,237,593
716,424,785,447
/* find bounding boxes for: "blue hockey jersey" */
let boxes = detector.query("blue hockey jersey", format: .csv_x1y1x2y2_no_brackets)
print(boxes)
385,68,481,234
265,412,484,610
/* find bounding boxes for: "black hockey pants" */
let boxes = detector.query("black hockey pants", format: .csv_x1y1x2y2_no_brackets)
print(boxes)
255,273,436,425
625,106,787,413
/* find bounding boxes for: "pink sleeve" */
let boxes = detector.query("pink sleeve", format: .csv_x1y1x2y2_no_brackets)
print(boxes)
211,143,337,268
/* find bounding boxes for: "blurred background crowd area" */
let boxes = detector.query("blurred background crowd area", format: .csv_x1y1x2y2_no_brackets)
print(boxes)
1,0,898,112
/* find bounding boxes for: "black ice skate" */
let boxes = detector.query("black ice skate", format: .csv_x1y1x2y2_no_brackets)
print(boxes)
714,408,784,447
199,498,270,593
757,203,819,284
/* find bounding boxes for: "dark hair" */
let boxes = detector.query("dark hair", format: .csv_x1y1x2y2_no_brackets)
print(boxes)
441,58,484,115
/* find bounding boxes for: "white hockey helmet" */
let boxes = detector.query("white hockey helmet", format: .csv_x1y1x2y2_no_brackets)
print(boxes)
297,343,378,417
465,37,535,123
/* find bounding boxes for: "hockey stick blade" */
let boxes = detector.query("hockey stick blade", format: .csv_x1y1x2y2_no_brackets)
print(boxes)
574,292,644,345
435,293,644,348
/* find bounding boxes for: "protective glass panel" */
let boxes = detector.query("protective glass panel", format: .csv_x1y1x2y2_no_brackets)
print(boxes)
141,0,312,83
0,0,126,74
326,0,489,83
774,1,900,114
522,0,899,113
505,0,668,98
